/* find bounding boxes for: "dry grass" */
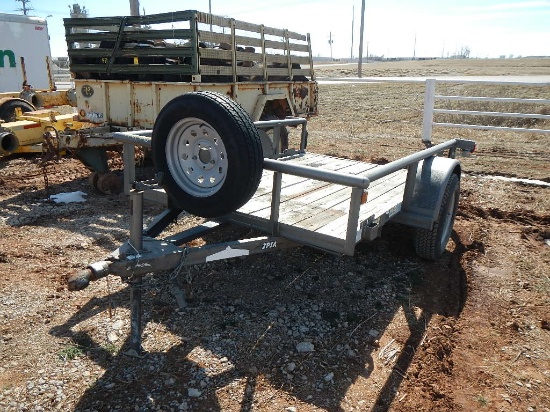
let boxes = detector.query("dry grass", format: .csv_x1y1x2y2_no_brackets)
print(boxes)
303,60,550,181
315,57,550,78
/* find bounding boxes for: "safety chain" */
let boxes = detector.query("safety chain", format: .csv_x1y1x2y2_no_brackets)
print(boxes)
41,163,51,195
39,126,62,196
169,247,190,282
169,247,194,305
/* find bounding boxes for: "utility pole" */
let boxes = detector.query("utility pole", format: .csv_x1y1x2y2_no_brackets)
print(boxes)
15,0,33,15
328,32,334,60
129,0,140,16
350,5,354,60
358,0,365,77
413,32,417,60
209,0,212,31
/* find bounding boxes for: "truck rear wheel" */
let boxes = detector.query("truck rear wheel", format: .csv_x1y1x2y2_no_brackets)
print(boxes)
414,173,460,260
152,91,263,218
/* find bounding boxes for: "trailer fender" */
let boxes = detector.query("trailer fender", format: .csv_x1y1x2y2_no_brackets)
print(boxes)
393,156,461,230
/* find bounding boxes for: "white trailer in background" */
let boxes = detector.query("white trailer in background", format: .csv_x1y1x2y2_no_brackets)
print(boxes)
0,13,54,92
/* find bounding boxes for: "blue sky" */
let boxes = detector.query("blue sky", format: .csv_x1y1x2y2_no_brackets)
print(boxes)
1,0,549,59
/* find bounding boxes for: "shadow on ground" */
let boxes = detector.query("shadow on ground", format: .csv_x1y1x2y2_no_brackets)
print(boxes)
50,221,469,411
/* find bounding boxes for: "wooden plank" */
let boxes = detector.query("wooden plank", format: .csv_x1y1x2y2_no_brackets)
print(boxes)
70,64,195,74
238,155,368,214
199,66,233,75
236,66,266,76
314,172,407,239
69,48,195,58
195,12,232,28
234,35,263,48
318,186,406,240
127,11,196,25
66,29,193,43
277,184,354,223
240,157,379,219
362,187,406,223
198,31,233,45
199,48,232,60
238,156,359,215
358,171,408,221
292,170,407,235
264,40,310,53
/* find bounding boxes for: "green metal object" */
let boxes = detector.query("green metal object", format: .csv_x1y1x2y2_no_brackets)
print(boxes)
75,147,109,173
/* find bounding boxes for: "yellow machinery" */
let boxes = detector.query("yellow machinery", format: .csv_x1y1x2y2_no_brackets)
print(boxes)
0,101,121,189
0,106,81,155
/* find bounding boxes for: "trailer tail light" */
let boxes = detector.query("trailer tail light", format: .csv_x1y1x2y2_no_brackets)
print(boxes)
361,190,368,204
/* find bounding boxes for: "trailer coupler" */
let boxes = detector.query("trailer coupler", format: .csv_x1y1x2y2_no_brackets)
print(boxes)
68,260,111,291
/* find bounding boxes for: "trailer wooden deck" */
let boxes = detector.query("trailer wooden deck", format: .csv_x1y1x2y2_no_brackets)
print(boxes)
228,152,407,254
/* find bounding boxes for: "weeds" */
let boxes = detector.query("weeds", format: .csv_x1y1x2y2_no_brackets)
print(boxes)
476,394,489,406
102,343,118,355
58,345,84,361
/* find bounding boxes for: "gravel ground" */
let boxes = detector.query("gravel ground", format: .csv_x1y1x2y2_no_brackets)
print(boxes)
1,58,549,411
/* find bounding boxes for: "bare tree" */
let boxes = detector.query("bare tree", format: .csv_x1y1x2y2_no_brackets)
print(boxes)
459,46,471,59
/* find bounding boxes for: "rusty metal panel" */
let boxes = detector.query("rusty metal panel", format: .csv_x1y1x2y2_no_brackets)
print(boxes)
74,78,317,128
105,82,132,126
74,80,107,124
131,83,157,128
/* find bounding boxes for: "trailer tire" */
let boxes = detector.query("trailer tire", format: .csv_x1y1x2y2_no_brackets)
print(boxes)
0,98,36,123
414,173,460,260
152,91,263,218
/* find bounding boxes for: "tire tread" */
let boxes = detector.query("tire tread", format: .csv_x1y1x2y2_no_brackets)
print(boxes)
414,173,460,260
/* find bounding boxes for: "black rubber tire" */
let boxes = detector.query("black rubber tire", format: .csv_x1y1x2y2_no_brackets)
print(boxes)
414,173,460,260
152,91,263,218
0,99,36,123
260,114,289,154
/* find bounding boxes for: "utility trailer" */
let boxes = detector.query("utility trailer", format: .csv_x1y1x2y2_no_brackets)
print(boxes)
69,91,475,353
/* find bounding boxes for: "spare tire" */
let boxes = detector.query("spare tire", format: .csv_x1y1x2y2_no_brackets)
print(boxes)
152,91,263,218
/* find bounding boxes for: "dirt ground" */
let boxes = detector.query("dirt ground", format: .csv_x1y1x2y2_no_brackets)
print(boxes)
1,59,549,411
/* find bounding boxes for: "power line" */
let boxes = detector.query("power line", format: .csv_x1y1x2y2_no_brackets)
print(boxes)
15,0,33,15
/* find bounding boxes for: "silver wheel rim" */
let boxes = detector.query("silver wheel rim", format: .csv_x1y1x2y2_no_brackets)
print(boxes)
166,117,228,197
439,188,457,250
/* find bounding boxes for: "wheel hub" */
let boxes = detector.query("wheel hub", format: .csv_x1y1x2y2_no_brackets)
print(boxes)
166,118,228,197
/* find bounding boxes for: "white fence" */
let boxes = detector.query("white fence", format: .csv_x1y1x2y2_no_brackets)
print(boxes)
422,78,550,145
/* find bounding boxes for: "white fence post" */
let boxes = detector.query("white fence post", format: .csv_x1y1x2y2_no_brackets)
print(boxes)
422,78,436,145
